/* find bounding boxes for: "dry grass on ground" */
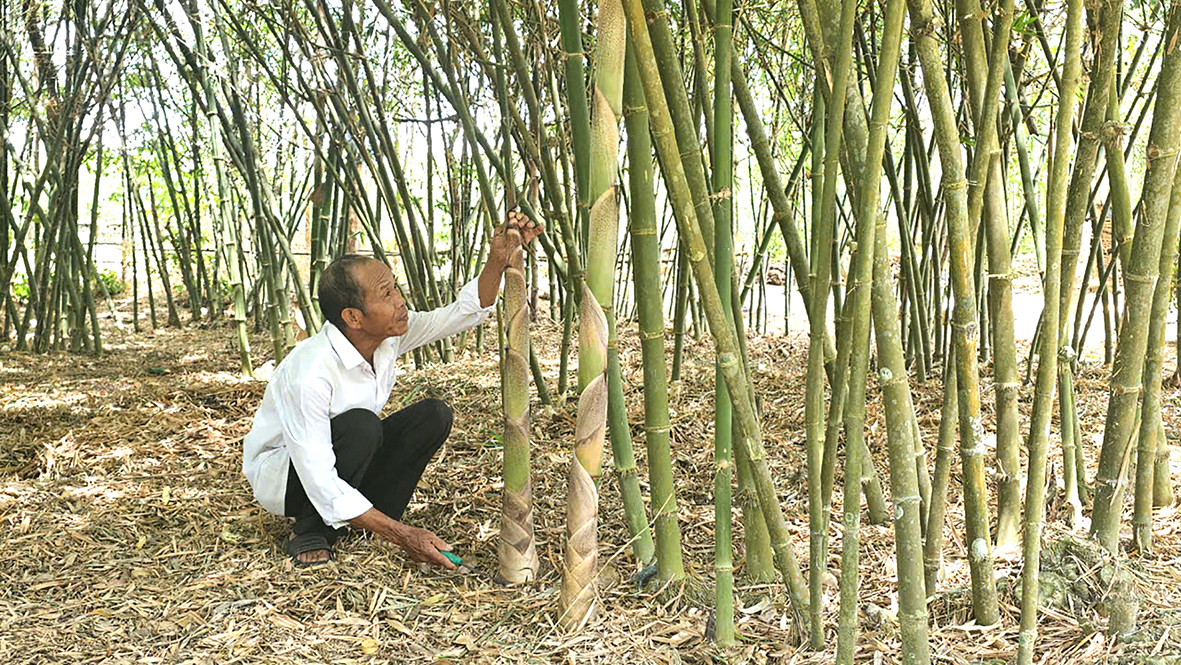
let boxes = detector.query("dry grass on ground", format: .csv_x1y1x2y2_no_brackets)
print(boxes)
2,303,1181,664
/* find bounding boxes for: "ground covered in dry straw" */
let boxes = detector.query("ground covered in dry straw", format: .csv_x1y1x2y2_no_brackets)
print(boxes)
2,304,1181,663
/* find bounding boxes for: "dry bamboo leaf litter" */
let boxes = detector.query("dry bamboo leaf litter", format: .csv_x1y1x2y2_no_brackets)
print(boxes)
0,305,1178,663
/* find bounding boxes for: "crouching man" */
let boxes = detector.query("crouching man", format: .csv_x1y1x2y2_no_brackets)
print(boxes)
242,211,542,567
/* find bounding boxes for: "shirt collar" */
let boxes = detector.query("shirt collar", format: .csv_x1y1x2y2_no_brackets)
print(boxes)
325,322,366,369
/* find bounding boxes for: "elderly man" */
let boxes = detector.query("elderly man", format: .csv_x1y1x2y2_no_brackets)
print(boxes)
243,211,542,567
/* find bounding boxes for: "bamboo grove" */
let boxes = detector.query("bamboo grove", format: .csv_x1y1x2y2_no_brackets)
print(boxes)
3,0,1180,659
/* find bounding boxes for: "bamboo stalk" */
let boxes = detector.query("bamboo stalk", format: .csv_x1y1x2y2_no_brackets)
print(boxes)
803,0,857,645
905,0,999,624
711,0,736,643
1017,0,1085,659
624,41,685,582
871,213,931,665
1091,3,1181,553
957,0,1021,549
623,0,810,627
843,0,916,656
1132,108,1181,553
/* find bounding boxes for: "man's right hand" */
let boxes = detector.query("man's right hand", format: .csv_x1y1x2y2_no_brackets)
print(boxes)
393,523,456,569
349,507,457,569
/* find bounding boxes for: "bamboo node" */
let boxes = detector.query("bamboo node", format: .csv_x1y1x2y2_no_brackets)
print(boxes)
638,330,663,341
1112,383,1142,395
1146,144,1179,162
914,16,943,38
1058,346,1077,364
986,272,1012,281
894,495,921,521
645,425,671,434
943,178,968,191
1123,272,1158,285
622,103,647,117
1100,121,1127,146
951,321,978,340
709,188,732,202
957,9,988,22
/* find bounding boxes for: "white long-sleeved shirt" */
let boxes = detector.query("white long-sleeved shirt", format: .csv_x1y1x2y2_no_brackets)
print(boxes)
242,277,495,528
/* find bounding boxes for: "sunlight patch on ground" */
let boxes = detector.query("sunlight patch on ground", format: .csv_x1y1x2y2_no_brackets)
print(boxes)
1,390,90,413
66,482,130,503
187,370,257,386
181,350,211,364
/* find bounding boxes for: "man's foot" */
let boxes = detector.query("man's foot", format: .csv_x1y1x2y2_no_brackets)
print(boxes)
286,532,333,567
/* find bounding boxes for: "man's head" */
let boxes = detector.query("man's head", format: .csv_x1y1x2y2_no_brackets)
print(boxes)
319,254,408,338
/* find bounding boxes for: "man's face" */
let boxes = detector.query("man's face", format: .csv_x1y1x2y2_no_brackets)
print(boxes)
350,259,408,338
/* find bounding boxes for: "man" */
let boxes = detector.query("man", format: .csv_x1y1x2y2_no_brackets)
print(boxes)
243,210,543,567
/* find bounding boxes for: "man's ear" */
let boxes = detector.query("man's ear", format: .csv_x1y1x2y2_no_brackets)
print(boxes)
340,306,364,329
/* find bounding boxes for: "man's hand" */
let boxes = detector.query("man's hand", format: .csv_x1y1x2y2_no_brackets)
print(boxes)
479,207,546,307
393,523,456,570
349,507,457,569
488,208,545,268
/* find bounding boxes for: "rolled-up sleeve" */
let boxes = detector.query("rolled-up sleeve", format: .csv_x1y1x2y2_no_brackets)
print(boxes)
398,277,497,354
277,378,372,528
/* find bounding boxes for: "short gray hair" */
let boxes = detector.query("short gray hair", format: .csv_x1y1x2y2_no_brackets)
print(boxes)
318,254,376,328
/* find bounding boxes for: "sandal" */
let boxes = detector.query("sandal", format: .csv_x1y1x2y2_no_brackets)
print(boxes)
285,532,334,568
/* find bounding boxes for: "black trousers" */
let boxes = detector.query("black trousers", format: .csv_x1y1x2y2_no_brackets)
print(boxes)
284,398,453,539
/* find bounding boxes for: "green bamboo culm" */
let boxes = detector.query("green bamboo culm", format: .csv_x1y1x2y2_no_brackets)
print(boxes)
607,343,655,564
559,0,627,630
871,215,931,665
1090,2,1181,554
624,41,685,583
1056,0,1126,526
1133,146,1181,553
498,231,540,583
860,10,931,655
622,0,810,628
697,0,778,583
602,23,653,563
1017,0,1085,660
833,369,865,665
711,0,736,644
904,0,999,625
556,0,591,251
1138,154,1181,544
599,5,654,563
1154,418,1175,507
833,193,879,665
838,0,918,657
923,359,958,593
805,0,857,648
956,0,1021,549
